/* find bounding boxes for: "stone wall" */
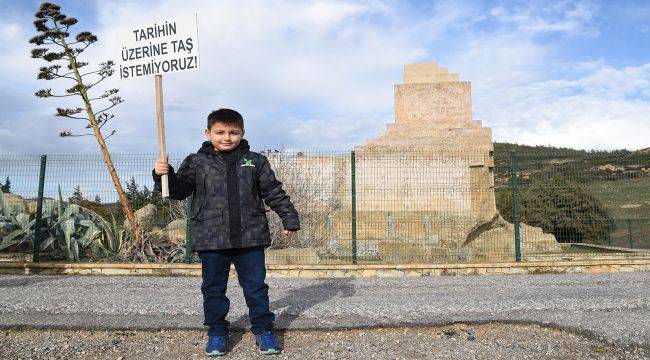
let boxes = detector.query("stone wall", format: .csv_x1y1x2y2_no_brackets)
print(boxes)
263,62,561,263
2,259,648,278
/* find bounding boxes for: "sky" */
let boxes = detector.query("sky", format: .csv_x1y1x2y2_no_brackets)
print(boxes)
0,0,649,156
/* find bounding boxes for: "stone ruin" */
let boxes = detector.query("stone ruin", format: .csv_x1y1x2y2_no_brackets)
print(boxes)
271,62,561,263
352,62,561,261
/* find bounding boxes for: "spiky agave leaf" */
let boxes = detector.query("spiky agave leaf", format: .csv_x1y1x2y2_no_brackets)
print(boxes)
109,213,120,253
0,238,20,251
40,236,56,251
79,219,100,247
43,198,55,218
3,227,24,242
62,217,75,260
15,213,31,230
71,236,79,261
0,190,9,217
57,185,65,217
74,206,115,256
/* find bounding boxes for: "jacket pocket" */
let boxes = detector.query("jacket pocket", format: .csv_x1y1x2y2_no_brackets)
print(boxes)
246,209,270,238
191,172,208,219
248,208,267,215
247,208,268,225
192,207,223,221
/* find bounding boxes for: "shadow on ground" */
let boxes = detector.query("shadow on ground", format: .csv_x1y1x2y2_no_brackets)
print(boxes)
229,279,356,349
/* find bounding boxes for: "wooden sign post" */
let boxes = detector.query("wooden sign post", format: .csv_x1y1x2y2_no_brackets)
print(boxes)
117,15,200,198
155,75,168,197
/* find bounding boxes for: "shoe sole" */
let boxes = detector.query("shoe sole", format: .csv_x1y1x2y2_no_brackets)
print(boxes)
259,348,282,355
205,350,227,356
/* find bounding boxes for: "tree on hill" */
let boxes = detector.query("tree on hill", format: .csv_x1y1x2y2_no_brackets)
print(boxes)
29,2,141,247
0,177,10,193
123,176,168,227
93,194,101,204
125,177,140,207
125,176,164,209
68,185,84,204
522,176,612,244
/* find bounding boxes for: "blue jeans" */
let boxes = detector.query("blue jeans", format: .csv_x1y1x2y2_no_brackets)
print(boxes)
198,246,274,336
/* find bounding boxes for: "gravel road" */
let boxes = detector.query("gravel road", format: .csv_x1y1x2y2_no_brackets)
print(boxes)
0,272,648,358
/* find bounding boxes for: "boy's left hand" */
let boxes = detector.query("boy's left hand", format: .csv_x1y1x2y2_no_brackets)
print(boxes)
282,229,296,237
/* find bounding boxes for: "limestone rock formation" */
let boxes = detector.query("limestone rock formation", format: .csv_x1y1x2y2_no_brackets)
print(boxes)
124,203,157,232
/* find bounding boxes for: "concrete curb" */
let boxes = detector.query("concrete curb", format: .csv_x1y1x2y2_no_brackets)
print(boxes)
0,258,648,277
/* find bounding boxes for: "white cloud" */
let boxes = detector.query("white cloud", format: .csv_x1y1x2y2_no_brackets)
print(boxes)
0,20,39,84
0,0,648,157
435,0,649,152
477,63,650,150
0,17,93,155
489,0,599,36
84,0,439,153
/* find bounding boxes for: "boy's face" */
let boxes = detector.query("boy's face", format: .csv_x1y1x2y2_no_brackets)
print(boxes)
204,122,244,152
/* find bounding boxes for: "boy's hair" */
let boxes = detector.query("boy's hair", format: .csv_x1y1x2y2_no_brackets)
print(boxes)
207,108,244,131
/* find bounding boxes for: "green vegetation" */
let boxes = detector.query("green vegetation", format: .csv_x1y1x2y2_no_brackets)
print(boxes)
124,177,163,211
0,180,187,262
29,1,141,243
0,177,10,193
583,177,650,219
494,143,649,248
60,177,170,228
523,176,611,244
0,186,111,260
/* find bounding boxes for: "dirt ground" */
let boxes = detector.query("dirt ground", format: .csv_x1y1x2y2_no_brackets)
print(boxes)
1,323,648,360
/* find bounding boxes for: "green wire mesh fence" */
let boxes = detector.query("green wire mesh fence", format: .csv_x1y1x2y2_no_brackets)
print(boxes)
1,149,649,264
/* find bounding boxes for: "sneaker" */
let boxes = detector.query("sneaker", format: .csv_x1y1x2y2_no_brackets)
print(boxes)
205,335,228,356
255,330,282,355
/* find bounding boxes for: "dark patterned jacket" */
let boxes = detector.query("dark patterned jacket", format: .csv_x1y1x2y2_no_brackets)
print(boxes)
152,139,300,251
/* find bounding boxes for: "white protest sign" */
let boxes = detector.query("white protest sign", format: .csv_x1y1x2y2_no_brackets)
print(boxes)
117,15,200,79
116,15,200,198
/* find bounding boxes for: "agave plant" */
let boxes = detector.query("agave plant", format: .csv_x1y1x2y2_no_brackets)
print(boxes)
0,190,9,218
0,186,112,261
90,212,129,258
45,186,110,260
0,191,36,251
2,188,192,263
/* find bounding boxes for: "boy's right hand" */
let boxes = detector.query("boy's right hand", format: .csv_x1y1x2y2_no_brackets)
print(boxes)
154,155,170,175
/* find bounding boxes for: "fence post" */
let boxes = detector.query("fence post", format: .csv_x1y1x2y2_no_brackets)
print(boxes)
185,195,193,263
607,219,613,246
351,150,358,265
33,155,47,263
509,150,522,262
627,219,633,249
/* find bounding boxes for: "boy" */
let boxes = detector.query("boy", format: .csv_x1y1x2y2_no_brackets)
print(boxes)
152,108,300,356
